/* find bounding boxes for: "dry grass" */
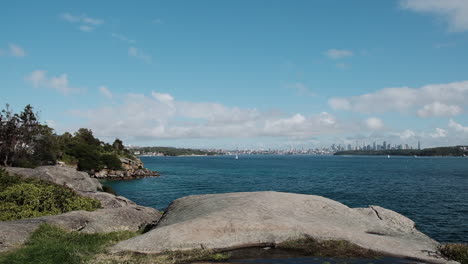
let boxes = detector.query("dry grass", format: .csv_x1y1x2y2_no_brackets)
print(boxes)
439,243,468,264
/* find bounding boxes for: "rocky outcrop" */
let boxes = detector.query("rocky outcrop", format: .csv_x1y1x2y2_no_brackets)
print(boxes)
91,157,159,180
5,166,132,209
0,166,162,252
5,166,102,192
111,191,450,264
0,206,161,252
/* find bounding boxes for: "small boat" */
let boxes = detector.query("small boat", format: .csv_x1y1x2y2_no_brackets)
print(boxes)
235,154,239,160
387,155,390,159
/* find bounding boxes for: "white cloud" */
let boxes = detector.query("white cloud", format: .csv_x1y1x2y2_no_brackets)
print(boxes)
79,25,93,32
45,120,56,129
397,129,416,140
365,117,384,130
329,80,468,116
417,102,462,117
400,0,468,32
9,43,26,57
60,13,103,32
448,119,468,133
128,47,152,63
70,92,359,140
25,70,84,95
430,128,447,138
99,86,112,99
325,49,353,59
111,33,135,44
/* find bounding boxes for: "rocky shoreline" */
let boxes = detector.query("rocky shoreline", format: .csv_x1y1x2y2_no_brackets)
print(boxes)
0,166,461,264
90,157,160,180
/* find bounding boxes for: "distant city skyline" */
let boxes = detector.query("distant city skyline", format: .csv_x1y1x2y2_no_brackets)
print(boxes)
1,0,468,149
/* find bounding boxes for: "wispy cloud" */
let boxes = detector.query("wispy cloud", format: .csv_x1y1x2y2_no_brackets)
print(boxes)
25,70,84,95
111,33,136,44
400,0,468,32
0,43,26,57
449,118,468,133
152,18,163,24
325,49,354,59
9,43,26,57
329,80,468,117
128,47,152,63
60,12,104,32
286,82,315,97
99,86,113,99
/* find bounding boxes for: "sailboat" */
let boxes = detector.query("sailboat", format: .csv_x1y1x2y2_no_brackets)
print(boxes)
235,154,239,160
387,155,390,159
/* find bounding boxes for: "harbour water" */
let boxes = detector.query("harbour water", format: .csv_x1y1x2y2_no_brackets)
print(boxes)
104,155,468,243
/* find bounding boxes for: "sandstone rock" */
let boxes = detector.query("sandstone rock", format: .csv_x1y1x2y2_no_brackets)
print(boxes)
5,166,102,192
5,166,137,209
0,206,161,252
111,191,448,264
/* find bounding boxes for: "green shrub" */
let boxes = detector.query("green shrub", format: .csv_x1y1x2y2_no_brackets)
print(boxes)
0,224,138,264
100,153,122,170
439,243,468,264
0,170,101,221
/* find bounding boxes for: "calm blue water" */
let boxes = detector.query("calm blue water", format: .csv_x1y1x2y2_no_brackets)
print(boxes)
104,155,468,243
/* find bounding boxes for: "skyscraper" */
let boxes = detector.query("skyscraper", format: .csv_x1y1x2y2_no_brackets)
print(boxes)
418,141,421,150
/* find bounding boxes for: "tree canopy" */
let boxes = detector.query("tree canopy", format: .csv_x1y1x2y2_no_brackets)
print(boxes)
0,104,133,171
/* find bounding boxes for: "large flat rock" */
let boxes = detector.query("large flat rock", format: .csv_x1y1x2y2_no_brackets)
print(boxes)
111,191,448,263
0,205,161,252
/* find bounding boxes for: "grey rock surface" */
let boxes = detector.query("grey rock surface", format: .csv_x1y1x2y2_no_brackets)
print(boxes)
0,206,161,252
5,166,132,209
5,166,102,192
112,191,449,264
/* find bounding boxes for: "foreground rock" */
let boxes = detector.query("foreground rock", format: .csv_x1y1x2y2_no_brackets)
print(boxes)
0,206,161,252
112,191,449,264
0,166,162,252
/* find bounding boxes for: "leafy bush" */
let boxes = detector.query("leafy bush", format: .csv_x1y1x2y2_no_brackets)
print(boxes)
100,154,123,170
0,170,100,221
440,243,468,264
0,224,138,264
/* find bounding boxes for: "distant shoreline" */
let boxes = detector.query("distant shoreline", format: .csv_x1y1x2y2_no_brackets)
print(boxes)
334,146,468,157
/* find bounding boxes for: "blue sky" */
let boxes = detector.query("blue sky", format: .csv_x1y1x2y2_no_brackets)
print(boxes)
1,0,468,149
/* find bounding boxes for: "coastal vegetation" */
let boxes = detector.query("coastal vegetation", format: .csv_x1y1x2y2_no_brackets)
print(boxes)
334,146,468,157
0,168,100,221
0,104,133,171
0,224,138,264
439,243,468,264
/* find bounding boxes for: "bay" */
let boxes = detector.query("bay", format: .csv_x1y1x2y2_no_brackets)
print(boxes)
104,155,468,243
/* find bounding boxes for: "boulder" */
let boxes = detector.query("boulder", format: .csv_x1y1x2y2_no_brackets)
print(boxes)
5,166,102,192
111,191,448,264
5,166,132,209
0,206,161,252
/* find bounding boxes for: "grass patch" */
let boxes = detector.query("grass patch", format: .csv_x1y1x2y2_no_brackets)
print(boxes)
0,224,139,264
278,237,380,258
439,243,468,264
0,168,101,221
